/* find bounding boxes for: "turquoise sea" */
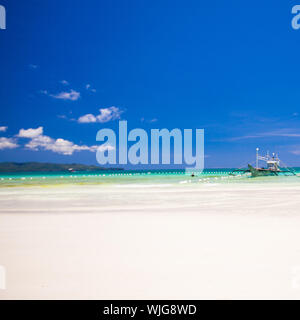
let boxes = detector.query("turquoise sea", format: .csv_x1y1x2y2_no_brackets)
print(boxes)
1,168,300,187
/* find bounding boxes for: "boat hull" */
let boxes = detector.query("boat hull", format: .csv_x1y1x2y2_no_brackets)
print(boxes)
248,164,278,177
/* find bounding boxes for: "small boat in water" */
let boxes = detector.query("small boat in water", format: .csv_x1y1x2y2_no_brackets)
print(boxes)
231,148,296,177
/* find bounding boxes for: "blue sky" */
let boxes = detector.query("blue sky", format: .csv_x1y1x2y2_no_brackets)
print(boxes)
1,0,300,168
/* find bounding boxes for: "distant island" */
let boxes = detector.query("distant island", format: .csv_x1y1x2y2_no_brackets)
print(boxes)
0,162,124,173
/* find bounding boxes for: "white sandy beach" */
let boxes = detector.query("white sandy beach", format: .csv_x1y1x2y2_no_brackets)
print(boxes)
1,179,300,299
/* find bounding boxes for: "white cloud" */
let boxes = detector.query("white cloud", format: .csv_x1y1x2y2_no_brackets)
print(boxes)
226,129,300,142
97,107,122,122
19,126,103,155
0,126,7,132
2,126,112,155
97,144,115,152
86,84,96,93
17,127,44,138
290,145,300,155
25,135,98,155
50,89,80,101
78,114,97,123
60,80,69,85
57,115,67,120
25,134,52,150
0,137,18,150
140,118,158,123
78,107,122,124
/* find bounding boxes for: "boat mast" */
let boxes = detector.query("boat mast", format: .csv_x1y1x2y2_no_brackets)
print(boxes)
256,148,259,169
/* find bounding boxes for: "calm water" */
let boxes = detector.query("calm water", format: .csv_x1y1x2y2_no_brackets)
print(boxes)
0,168,300,187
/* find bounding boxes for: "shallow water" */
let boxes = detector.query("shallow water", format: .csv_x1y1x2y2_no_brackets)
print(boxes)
0,168,299,188
1,169,300,216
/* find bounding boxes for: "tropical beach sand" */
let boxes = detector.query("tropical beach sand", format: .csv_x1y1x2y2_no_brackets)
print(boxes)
1,176,300,299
